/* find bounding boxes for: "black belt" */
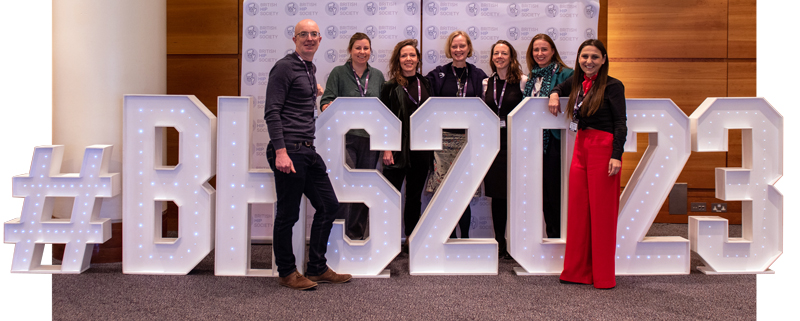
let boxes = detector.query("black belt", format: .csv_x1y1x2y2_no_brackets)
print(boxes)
285,140,313,147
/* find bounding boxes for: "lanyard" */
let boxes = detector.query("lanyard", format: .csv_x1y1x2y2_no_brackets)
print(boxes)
350,63,370,97
401,75,421,105
451,64,468,97
573,89,586,120
492,75,507,115
294,51,317,105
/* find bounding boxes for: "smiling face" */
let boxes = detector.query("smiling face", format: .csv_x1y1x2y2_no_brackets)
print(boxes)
532,39,554,67
292,19,321,61
449,35,469,63
579,45,606,77
349,39,371,66
492,43,511,71
399,45,418,76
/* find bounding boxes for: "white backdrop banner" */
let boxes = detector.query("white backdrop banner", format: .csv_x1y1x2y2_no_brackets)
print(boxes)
420,0,599,75
241,1,597,240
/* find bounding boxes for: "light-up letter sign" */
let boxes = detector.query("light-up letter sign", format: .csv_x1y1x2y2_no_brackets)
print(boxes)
4,145,119,273
689,98,782,274
507,97,573,275
315,97,402,277
215,96,306,277
408,97,499,275
615,99,691,275
123,95,216,274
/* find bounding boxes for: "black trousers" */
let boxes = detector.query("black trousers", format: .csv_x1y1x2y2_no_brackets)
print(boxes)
267,142,339,278
543,131,562,238
382,151,429,237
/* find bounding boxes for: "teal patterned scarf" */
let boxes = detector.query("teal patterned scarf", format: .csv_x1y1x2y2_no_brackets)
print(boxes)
524,63,560,153
523,62,558,97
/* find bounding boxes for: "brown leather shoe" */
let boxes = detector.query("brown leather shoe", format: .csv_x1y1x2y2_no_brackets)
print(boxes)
279,271,318,291
305,267,352,284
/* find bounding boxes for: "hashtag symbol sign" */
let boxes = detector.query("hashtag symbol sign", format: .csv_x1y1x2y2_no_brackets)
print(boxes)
4,145,120,273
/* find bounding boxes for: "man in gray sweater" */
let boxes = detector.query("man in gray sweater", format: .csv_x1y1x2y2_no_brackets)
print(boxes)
264,19,351,290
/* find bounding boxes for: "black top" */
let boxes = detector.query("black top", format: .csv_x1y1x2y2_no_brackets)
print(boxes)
483,76,523,148
552,75,627,160
379,74,432,169
263,53,318,150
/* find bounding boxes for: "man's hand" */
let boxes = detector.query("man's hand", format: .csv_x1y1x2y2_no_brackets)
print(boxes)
275,148,296,173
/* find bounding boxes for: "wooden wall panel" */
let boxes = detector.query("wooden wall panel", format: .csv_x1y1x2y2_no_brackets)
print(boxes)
167,0,240,55
167,56,240,115
608,0,728,58
654,190,743,224
728,0,757,59
610,62,727,115
728,61,757,97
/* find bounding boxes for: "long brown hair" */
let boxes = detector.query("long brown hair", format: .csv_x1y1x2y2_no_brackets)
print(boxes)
388,39,421,87
488,40,523,84
525,33,569,73
347,32,371,62
567,39,609,119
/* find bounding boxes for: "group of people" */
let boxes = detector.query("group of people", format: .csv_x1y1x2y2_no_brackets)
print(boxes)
264,19,627,291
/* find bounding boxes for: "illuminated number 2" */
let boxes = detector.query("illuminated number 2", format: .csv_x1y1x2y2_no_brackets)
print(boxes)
408,98,499,275
615,99,692,275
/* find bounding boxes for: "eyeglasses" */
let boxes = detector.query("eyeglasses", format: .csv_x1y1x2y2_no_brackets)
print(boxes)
296,31,320,39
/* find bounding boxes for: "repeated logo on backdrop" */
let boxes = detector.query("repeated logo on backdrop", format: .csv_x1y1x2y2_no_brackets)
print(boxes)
240,0,598,239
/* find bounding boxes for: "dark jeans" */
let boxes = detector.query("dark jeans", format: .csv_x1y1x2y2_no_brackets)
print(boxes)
336,133,380,240
267,142,339,278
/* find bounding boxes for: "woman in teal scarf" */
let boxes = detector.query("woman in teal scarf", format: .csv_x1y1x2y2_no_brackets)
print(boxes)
523,34,573,239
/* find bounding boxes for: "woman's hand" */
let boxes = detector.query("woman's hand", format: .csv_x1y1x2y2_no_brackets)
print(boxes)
321,103,331,111
382,150,394,166
548,93,561,116
317,84,324,96
608,158,621,176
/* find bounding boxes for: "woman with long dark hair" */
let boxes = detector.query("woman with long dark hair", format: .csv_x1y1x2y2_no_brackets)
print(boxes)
424,30,488,239
380,39,432,241
523,34,574,239
320,32,385,240
481,40,527,259
549,39,627,289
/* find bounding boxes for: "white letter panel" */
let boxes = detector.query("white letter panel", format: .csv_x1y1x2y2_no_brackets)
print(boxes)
615,99,691,275
507,97,573,275
408,97,499,275
689,97,782,274
123,95,216,274
315,97,402,277
4,145,119,273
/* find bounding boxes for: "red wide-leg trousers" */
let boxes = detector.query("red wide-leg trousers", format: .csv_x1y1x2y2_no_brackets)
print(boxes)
560,129,620,289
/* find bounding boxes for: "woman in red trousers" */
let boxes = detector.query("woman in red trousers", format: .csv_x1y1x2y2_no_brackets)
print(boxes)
548,39,627,289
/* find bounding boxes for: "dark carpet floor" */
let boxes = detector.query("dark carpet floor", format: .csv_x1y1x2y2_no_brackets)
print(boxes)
52,223,754,320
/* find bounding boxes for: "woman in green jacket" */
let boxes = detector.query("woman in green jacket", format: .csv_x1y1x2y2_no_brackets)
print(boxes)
523,33,573,239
